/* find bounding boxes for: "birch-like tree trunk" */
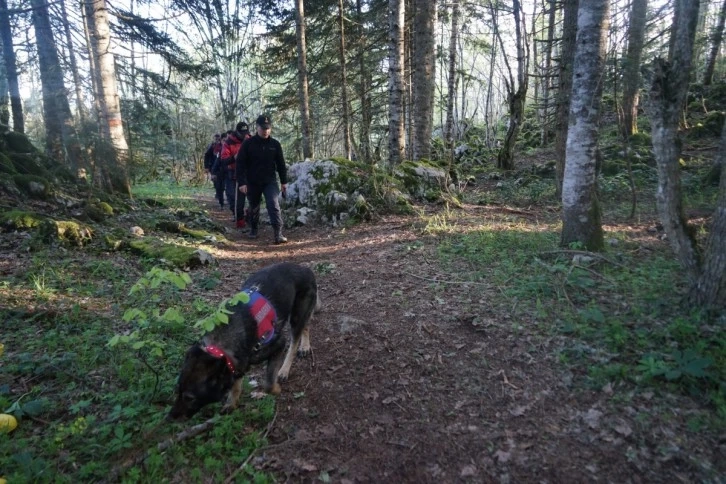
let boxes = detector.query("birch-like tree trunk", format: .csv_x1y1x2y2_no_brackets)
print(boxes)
620,0,648,137
540,0,556,146
338,0,351,160
356,0,372,162
444,1,459,150
388,0,406,165
0,0,22,132
0,38,7,125
704,0,726,85
31,0,82,170
84,0,131,196
295,0,313,159
560,0,608,250
554,0,578,197
649,0,725,309
412,0,436,161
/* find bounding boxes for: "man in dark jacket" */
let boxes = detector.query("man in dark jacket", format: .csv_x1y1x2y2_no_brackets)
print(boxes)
221,122,251,228
236,114,288,243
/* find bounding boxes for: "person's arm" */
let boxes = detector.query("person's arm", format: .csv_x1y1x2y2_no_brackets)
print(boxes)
275,139,288,187
236,140,248,193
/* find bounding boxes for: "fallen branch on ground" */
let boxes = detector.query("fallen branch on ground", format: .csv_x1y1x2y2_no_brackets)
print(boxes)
104,416,218,483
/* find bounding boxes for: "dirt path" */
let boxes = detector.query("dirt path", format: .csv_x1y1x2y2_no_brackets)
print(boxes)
201,195,720,483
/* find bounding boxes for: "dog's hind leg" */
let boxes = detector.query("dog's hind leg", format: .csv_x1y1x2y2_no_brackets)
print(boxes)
298,326,311,356
277,334,301,382
265,351,283,395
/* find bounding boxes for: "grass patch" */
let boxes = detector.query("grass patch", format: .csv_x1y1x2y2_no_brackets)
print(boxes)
437,225,726,427
0,181,275,482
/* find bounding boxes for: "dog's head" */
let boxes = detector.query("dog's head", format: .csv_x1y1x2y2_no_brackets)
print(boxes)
167,345,235,421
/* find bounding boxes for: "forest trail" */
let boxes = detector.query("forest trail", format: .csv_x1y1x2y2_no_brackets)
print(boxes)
198,193,715,483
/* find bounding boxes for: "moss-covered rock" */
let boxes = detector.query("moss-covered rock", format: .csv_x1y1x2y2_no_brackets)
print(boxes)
85,201,115,222
9,153,50,177
13,174,51,199
0,210,45,231
4,131,36,153
38,220,94,246
0,152,17,175
127,237,211,268
394,160,448,199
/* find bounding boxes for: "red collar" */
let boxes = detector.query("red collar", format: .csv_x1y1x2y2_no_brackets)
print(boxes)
203,345,237,375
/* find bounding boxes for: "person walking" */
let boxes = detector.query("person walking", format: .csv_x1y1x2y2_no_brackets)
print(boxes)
205,133,225,209
220,122,251,228
236,114,288,244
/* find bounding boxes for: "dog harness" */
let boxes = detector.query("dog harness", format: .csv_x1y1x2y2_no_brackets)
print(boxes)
243,288,277,345
201,289,278,375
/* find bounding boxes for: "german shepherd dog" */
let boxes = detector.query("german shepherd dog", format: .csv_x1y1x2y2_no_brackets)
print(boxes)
168,262,320,421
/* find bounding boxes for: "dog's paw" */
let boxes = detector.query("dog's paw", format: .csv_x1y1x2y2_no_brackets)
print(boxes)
250,391,267,399
277,369,290,382
220,404,236,414
297,347,311,358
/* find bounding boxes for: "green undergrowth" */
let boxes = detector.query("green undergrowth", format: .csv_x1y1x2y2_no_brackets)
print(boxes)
0,181,277,482
437,225,726,429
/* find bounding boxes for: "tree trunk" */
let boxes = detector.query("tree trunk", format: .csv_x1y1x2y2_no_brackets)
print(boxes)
0,37,8,125
540,0,556,146
59,0,87,123
444,1,459,151
84,0,131,196
31,0,82,170
688,120,726,309
0,0,23,132
388,0,406,165
560,0,608,251
356,0,372,162
294,0,313,159
620,0,647,137
338,0,351,160
412,0,436,161
496,0,529,170
704,0,726,85
554,0,578,197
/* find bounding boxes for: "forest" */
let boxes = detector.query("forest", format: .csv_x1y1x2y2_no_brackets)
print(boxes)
0,0,725,481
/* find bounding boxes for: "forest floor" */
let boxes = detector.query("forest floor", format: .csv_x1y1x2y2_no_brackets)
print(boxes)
195,188,724,483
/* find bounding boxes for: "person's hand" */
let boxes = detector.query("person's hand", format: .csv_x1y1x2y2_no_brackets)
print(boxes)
239,185,247,194
281,184,287,195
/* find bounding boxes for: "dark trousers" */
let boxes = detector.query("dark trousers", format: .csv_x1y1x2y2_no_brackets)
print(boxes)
247,182,282,228
225,176,245,221
213,176,225,206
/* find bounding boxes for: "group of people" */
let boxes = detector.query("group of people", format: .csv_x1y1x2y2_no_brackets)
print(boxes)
203,115,288,244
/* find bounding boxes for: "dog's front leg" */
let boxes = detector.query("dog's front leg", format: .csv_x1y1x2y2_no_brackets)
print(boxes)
265,352,284,395
221,378,244,413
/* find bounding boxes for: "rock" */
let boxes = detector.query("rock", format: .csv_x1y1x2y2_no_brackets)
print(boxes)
130,226,144,237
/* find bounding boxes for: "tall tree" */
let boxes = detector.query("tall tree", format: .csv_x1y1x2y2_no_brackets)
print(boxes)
539,0,556,146
338,0,352,160
57,0,87,122
412,0,436,161
495,0,529,170
444,0,459,153
295,0,314,159
0,0,23,131
30,0,81,169
649,0,726,309
704,0,726,85
356,0,373,162
388,0,405,165
620,0,648,137
554,0,578,196
0,35,8,125
560,0,609,250
84,0,131,196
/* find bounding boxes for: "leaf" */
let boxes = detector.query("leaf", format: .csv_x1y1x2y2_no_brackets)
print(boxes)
132,341,145,350
22,399,46,417
204,320,216,332
108,335,120,347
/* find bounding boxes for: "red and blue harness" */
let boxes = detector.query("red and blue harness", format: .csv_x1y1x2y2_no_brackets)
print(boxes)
203,288,277,375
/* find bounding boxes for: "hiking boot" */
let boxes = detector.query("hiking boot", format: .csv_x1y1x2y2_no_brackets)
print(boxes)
248,227,258,239
273,226,288,244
